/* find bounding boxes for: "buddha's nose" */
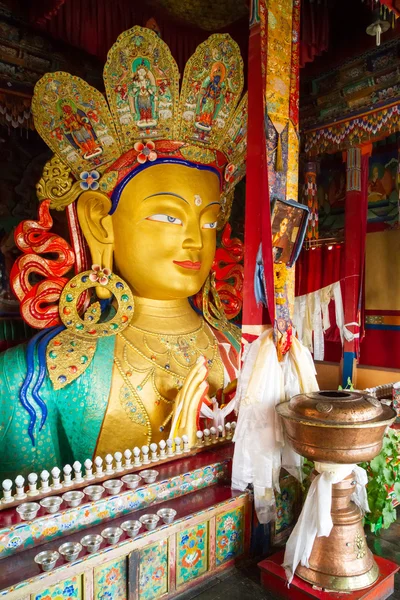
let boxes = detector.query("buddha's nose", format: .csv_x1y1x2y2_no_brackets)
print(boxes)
182,222,203,250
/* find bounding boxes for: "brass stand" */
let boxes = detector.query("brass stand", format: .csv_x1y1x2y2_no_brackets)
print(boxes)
296,473,379,592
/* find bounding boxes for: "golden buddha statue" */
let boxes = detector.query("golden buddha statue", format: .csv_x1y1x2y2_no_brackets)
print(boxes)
0,26,247,477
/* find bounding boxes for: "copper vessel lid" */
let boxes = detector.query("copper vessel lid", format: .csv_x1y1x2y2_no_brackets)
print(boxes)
277,390,396,427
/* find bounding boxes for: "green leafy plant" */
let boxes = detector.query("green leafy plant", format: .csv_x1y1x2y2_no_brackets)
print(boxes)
360,428,400,534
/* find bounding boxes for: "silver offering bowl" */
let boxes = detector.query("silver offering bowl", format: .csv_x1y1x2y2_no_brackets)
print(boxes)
59,542,82,562
139,513,160,531
81,534,103,553
121,474,142,489
62,490,85,508
40,496,63,514
16,502,40,521
157,508,177,524
83,485,105,501
101,526,123,545
34,550,59,572
121,519,142,538
140,469,159,483
103,479,124,496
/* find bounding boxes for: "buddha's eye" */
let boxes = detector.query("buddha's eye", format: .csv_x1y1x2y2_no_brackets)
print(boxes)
146,214,183,226
203,221,217,230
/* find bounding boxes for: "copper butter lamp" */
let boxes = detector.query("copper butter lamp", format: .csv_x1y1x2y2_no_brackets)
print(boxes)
276,390,396,591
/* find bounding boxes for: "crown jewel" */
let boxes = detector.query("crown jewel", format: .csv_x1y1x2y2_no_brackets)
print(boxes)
32,26,247,227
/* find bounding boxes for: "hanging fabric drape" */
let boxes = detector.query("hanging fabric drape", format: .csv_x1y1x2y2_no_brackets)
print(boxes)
300,0,330,68
29,0,248,71
293,281,344,360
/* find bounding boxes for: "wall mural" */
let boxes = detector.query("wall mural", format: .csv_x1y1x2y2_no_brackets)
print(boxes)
317,141,399,234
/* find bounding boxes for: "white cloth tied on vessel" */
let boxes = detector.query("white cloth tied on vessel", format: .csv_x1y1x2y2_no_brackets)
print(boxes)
283,463,369,583
231,328,319,524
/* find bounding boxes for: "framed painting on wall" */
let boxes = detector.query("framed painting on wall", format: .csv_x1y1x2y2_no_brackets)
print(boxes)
271,198,309,267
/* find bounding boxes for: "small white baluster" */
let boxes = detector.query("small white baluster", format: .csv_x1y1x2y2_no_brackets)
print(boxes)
27,473,39,497
73,461,83,483
217,425,224,440
225,422,232,440
124,449,132,469
40,469,51,494
166,438,174,457
150,443,158,462
94,456,103,477
174,437,182,455
133,447,142,466
182,434,190,453
210,426,218,444
196,430,204,448
15,475,27,500
105,454,114,475
49,468,60,490
158,440,167,459
231,421,237,436
63,464,73,487
203,428,211,446
114,452,123,473
84,459,95,481
1,479,14,504
141,445,150,465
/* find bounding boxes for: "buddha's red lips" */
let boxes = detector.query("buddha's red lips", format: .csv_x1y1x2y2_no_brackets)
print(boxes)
173,260,202,270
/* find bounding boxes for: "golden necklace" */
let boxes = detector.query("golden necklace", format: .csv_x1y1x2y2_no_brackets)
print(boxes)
114,321,224,436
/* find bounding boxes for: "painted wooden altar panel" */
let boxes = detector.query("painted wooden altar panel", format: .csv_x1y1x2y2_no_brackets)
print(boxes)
176,522,208,587
94,556,127,600
138,540,168,600
215,506,244,566
32,575,83,599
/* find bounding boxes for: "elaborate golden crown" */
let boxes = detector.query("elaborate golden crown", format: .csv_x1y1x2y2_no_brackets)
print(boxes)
32,26,247,229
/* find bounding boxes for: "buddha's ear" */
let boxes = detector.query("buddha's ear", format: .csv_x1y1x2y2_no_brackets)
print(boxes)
77,191,114,299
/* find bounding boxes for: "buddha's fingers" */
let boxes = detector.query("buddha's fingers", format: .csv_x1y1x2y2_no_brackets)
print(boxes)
169,357,206,438
180,367,208,430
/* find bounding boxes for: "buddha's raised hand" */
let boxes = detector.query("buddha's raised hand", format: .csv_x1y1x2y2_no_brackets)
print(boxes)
169,356,210,448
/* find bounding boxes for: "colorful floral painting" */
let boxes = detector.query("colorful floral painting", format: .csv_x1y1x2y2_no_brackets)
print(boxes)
215,507,244,566
176,522,208,586
94,556,127,600
34,576,82,600
139,539,168,600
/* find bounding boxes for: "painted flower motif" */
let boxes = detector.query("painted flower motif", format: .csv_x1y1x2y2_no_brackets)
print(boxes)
224,162,237,183
224,516,235,531
277,507,284,519
106,567,120,585
152,566,165,581
89,264,111,285
100,592,112,600
182,548,202,568
63,584,77,596
218,535,229,549
80,170,100,191
230,531,238,542
181,534,189,545
134,140,157,164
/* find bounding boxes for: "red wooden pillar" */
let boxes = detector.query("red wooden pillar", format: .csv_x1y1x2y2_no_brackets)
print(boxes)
342,145,371,385
242,0,273,343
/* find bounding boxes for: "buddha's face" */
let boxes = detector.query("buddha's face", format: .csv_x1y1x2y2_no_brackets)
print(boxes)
111,163,221,299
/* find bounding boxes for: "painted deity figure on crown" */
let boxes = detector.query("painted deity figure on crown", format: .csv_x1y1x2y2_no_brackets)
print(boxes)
0,27,247,479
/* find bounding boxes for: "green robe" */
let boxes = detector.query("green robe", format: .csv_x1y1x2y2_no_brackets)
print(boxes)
0,337,115,479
